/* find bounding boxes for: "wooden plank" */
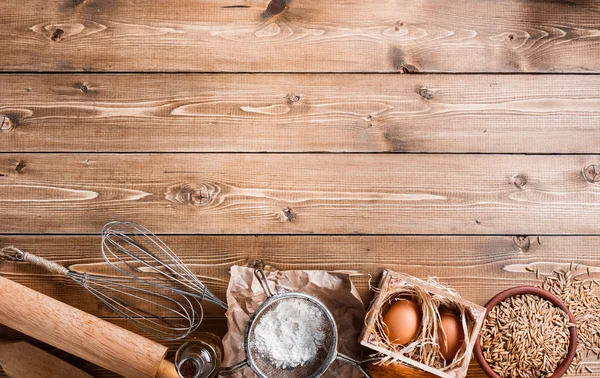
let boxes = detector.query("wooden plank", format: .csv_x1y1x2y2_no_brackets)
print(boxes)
1,154,599,234
2,74,600,153
0,0,599,72
3,323,600,378
0,326,500,378
2,235,600,377
2,235,600,316
0,319,228,378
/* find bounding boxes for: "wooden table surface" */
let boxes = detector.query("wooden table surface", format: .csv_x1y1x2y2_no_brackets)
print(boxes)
1,0,599,377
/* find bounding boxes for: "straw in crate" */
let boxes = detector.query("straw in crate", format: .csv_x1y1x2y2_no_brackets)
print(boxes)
360,270,486,378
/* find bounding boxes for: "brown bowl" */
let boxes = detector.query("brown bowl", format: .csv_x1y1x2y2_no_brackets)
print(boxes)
474,286,577,378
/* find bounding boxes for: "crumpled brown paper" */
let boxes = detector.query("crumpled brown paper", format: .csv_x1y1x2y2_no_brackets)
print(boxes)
221,266,366,378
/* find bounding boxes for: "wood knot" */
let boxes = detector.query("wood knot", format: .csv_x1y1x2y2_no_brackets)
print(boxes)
71,0,90,6
400,64,419,74
15,160,26,173
75,83,90,93
282,207,296,222
417,87,434,99
582,164,600,183
165,184,216,207
382,131,404,152
190,189,209,206
264,0,290,17
513,236,531,252
51,28,65,42
510,174,527,189
0,115,15,131
288,94,302,103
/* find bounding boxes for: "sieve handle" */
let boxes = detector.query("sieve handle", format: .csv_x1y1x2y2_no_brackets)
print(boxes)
217,360,248,376
337,354,380,378
254,267,274,298
340,355,438,378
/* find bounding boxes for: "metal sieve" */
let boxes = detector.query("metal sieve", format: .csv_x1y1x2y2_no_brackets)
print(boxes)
219,267,378,378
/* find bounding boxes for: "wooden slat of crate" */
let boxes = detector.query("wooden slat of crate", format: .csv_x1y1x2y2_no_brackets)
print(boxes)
0,0,599,72
1,153,599,234
1,74,600,153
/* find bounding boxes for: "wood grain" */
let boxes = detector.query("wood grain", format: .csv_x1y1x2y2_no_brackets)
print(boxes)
2,235,600,377
2,74,600,153
2,323,600,378
0,0,599,72
0,319,227,378
1,154,599,234
0,341,93,378
2,235,600,317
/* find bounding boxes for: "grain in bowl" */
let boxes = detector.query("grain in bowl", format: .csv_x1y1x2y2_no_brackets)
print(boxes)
479,293,573,378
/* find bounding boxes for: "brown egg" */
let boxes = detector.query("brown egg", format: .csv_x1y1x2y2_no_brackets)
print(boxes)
439,312,464,362
382,300,420,345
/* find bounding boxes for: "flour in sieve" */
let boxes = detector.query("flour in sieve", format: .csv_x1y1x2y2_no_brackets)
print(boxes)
253,298,327,369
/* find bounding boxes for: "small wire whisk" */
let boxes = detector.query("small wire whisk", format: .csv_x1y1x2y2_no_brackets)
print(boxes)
0,245,204,340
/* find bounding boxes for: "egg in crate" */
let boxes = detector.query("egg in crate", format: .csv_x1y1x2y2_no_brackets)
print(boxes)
382,299,421,344
439,312,464,362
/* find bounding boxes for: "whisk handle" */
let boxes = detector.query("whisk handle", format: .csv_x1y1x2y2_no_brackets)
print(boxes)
0,247,69,276
0,276,175,378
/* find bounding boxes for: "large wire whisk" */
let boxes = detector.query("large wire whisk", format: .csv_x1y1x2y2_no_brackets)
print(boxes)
1,221,227,341
100,221,226,311
0,245,204,340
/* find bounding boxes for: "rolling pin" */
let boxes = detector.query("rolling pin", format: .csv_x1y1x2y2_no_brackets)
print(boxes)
0,276,178,378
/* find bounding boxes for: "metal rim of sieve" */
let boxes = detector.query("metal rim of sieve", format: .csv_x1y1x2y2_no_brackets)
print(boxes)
244,291,339,378
244,292,338,378
218,266,378,378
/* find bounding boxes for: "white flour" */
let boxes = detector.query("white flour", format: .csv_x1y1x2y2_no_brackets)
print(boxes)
253,298,326,369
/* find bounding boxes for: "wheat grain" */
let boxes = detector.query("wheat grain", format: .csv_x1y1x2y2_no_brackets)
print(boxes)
480,294,570,378
541,268,600,374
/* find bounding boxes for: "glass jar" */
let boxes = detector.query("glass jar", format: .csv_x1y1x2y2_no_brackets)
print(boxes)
175,333,223,378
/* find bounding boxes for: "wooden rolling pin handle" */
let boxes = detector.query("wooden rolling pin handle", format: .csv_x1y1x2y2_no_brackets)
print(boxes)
157,360,179,378
0,276,179,378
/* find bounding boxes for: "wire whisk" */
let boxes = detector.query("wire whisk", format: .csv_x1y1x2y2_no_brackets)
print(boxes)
0,245,204,340
100,221,227,311
1,221,227,341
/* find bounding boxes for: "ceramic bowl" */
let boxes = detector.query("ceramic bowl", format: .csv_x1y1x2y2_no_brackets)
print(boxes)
474,286,577,378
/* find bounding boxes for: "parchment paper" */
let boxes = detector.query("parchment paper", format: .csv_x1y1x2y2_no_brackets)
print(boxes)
221,266,366,378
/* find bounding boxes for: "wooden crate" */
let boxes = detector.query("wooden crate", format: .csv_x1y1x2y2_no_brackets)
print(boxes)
360,270,487,378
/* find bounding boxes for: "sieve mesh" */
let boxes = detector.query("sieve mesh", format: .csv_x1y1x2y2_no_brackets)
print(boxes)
246,295,337,378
